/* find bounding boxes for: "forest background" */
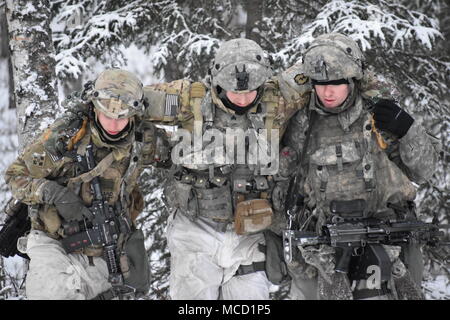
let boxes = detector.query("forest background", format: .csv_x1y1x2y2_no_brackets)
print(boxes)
0,0,448,299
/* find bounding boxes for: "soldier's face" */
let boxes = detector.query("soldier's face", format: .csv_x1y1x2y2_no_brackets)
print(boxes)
226,90,257,107
314,84,350,109
96,110,130,135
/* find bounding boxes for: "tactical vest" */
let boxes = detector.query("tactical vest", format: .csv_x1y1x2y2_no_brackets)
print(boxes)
164,80,296,224
33,101,157,256
301,96,416,223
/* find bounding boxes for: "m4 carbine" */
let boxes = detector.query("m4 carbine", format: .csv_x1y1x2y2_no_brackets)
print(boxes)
61,144,133,294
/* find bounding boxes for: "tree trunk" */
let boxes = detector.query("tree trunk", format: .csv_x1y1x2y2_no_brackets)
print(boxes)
244,0,263,42
5,0,59,151
0,5,15,110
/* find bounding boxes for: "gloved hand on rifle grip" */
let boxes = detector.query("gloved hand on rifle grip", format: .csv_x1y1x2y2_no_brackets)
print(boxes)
40,181,93,222
372,99,414,138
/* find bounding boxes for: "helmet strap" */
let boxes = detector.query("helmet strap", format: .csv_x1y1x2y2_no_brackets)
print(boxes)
312,79,349,86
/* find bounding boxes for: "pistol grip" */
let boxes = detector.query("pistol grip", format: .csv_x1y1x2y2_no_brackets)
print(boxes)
335,246,353,273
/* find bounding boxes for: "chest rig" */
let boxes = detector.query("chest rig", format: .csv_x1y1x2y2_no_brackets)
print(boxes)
169,82,282,224
36,108,154,252
304,96,416,221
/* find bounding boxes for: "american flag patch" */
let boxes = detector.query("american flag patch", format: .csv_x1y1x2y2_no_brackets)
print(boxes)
48,152,62,163
165,94,179,117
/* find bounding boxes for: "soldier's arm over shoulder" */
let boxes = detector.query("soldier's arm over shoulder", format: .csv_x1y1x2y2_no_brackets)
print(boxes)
396,121,441,183
360,71,441,182
138,119,172,168
143,79,203,125
276,61,312,108
4,119,73,205
360,69,402,101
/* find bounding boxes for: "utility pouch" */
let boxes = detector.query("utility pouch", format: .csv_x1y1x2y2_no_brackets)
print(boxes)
330,199,367,218
234,199,273,235
196,184,233,221
173,180,198,220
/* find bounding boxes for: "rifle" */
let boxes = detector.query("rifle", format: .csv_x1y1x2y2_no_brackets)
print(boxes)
283,203,449,277
61,144,134,297
283,110,316,263
0,198,31,259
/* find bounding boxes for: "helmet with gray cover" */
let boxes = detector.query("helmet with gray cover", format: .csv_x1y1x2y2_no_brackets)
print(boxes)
211,39,273,92
85,69,145,119
303,33,364,82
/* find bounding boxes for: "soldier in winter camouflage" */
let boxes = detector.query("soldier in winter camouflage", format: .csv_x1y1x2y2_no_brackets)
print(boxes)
4,69,169,300
282,33,440,300
142,38,401,300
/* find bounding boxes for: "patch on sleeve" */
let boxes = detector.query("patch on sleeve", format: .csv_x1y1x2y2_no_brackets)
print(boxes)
165,94,179,117
32,152,46,167
294,73,309,85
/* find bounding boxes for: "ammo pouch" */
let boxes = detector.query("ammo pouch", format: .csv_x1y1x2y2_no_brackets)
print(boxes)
330,199,367,219
120,228,151,295
261,230,291,285
174,180,233,222
234,199,273,235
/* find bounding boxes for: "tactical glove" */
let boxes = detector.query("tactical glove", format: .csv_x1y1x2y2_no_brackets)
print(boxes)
372,99,414,138
41,181,93,222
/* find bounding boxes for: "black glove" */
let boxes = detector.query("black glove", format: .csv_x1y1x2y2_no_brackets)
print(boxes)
41,181,93,222
372,99,414,138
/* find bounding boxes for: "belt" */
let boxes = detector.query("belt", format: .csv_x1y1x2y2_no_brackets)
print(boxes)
234,261,266,276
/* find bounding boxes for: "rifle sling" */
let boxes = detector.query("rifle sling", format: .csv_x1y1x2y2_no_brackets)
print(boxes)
300,109,317,178
69,151,114,184
295,109,317,225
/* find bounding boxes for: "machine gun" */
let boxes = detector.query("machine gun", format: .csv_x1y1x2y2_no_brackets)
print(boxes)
0,198,31,259
283,201,449,277
61,144,133,296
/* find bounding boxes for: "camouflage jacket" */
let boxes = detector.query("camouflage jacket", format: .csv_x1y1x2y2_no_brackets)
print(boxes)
283,81,440,225
4,97,168,247
140,67,401,222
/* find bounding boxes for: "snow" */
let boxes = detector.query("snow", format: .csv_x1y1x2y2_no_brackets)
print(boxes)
21,3,37,15
1,0,448,300
424,275,450,300
0,58,24,299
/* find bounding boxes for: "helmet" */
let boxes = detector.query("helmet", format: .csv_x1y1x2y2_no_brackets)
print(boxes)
210,38,273,92
303,33,364,82
86,69,145,119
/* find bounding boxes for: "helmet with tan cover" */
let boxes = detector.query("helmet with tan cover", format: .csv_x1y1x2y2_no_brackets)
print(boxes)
86,69,145,119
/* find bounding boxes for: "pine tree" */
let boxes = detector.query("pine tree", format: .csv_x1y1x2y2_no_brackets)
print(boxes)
0,0,448,299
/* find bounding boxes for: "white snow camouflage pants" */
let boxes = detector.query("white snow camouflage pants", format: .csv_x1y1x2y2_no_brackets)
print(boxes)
24,230,111,300
166,210,271,300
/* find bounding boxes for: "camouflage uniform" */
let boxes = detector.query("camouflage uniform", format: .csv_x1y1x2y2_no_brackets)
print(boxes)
282,33,440,300
4,69,169,300
142,38,398,300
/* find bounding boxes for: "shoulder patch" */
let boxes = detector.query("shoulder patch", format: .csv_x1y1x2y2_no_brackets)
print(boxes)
294,73,309,85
